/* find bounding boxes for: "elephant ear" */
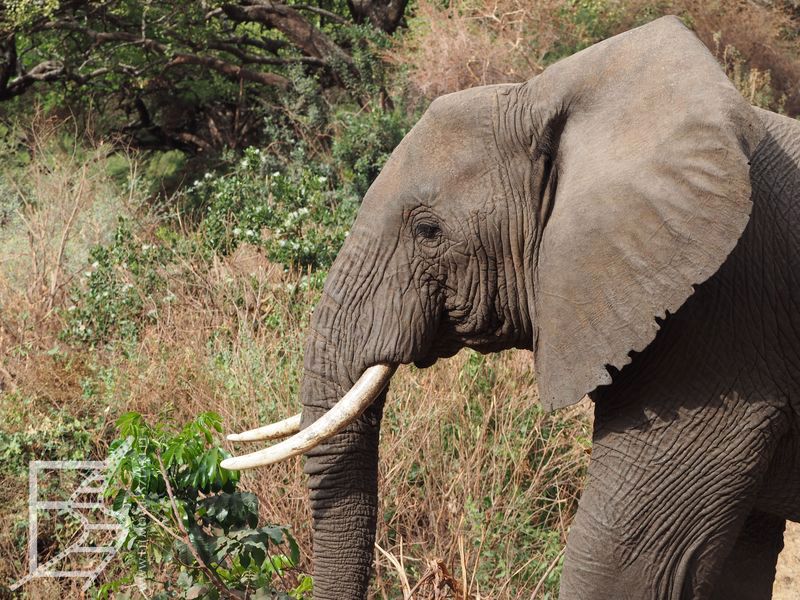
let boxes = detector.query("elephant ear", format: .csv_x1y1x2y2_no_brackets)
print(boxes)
527,16,765,411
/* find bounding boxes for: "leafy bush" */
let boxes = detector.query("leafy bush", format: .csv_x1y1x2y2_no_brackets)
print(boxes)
104,411,311,599
62,220,174,345
194,147,357,269
331,103,412,196
330,23,394,102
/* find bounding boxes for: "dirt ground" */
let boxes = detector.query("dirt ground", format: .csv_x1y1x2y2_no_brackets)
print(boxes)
774,521,800,598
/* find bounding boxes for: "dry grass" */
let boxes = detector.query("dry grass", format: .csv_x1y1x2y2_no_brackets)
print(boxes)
374,354,591,599
392,0,800,116
101,245,592,597
388,0,580,98
0,115,139,346
671,0,800,114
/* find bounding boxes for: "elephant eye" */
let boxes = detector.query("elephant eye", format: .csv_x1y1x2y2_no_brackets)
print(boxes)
415,221,441,240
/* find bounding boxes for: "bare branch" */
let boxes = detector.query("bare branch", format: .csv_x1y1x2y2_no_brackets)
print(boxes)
167,53,289,88
202,40,326,66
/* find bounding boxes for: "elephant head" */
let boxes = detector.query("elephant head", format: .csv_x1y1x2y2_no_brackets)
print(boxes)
222,16,765,599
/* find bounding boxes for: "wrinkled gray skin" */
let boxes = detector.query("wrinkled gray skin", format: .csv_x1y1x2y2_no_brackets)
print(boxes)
298,17,800,599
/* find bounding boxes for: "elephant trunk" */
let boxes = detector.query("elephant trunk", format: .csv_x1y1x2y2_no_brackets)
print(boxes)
299,288,392,600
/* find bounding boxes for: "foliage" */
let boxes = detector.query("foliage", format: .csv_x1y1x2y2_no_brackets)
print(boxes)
192,147,358,269
104,411,311,599
2,0,61,27
0,0,402,153
62,220,174,345
0,402,94,477
332,102,411,196
330,23,396,101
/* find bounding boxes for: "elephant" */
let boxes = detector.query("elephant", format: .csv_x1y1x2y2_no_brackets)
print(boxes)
221,15,800,600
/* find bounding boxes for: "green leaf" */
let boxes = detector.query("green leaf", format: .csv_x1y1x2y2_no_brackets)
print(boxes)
262,526,285,545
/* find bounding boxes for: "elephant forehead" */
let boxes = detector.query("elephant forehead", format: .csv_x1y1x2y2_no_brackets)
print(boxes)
370,101,500,201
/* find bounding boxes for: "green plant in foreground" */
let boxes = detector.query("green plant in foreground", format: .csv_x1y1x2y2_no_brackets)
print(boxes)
103,411,311,599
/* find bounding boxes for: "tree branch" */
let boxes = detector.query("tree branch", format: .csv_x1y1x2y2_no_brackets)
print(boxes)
201,39,326,67
2,60,65,99
293,4,348,24
221,1,353,67
167,53,289,88
43,19,290,89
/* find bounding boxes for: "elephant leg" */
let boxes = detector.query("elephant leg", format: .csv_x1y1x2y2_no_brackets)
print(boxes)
710,510,785,600
559,392,788,600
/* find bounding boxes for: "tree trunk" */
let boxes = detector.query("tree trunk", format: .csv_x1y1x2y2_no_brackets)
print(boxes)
348,0,409,33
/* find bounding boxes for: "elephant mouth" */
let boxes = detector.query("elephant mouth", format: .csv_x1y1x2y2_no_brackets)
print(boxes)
221,363,397,471
413,356,439,369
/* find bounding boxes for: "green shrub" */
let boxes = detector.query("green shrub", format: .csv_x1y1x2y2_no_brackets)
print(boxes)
331,102,412,196
103,411,311,599
330,23,394,102
194,147,357,269
62,220,174,345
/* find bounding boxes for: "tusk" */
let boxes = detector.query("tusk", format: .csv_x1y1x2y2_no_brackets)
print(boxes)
227,413,301,442
221,364,396,471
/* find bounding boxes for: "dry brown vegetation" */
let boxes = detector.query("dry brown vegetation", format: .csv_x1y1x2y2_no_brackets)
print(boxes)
393,0,800,115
